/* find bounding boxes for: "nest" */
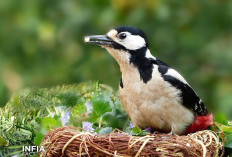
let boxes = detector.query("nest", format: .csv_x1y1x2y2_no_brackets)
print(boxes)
39,127,222,157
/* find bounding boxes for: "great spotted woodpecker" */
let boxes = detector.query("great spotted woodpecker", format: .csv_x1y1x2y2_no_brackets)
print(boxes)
84,26,213,135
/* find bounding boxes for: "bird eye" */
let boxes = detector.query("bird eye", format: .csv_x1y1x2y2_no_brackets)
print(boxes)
118,33,127,39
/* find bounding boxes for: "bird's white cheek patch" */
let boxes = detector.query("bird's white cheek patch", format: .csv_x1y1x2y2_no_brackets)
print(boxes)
120,35,146,50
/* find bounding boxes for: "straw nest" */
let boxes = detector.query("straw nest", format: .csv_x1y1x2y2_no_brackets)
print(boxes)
39,127,222,157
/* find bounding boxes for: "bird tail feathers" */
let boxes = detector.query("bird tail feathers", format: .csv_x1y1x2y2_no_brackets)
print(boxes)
185,113,213,134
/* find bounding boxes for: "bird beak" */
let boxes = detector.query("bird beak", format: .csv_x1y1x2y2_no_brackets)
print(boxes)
84,35,113,47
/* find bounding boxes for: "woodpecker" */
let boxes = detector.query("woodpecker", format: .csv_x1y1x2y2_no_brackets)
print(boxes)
84,26,213,135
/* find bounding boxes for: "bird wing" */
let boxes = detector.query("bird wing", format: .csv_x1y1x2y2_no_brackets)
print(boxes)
153,59,208,116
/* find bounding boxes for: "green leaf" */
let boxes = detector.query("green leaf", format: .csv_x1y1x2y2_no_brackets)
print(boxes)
214,113,228,125
6,145,22,149
225,134,232,149
132,126,143,134
69,103,88,126
129,126,148,136
40,117,62,132
75,103,87,114
99,127,113,135
221,125,232,133
57,92,81,107
6,150,22,156
89,94,112,122
0,135,9,146
34,132,45,146
102,108,129,130
92,94,112,115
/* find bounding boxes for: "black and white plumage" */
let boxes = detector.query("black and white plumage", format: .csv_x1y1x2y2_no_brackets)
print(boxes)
85,26,211,135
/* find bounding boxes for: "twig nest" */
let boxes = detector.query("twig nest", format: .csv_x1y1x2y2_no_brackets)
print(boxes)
39,127,222,157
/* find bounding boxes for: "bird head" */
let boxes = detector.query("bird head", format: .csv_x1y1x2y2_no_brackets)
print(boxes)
85,26,154,65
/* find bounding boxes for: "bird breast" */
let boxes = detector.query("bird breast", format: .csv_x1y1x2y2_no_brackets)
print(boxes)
119,64,194,135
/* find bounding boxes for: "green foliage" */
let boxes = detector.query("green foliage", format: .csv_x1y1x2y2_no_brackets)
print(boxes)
0,135,8,147
33,132,44,146
215,113,228,125
98,127,113,135
131,126,147,136
40,117,62,132
225,135,232,148
102,108,129,129
214,112,232,155
89,93,113,122
0,82,131,156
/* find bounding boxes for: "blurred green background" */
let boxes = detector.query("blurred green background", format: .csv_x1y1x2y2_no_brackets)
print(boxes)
0,0,231,118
